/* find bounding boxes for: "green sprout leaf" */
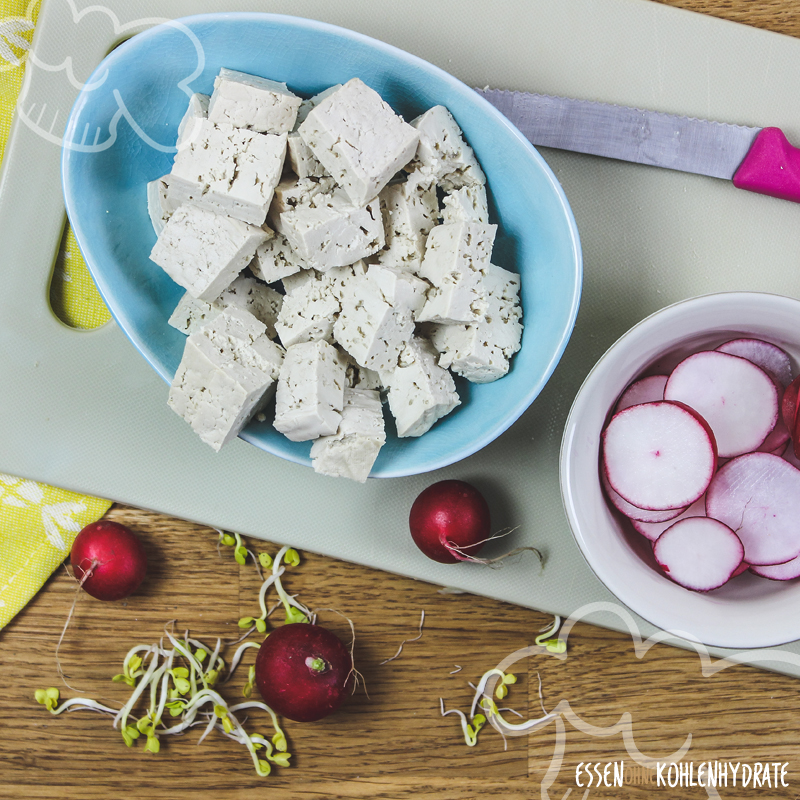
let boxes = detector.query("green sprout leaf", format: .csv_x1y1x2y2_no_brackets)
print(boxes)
284,548,300,567
205,668,219,687
255,618,267,634
284,606,307,625
35,687,60,711
272,731,287,752
214,704,227,718
234,546,247,566
195,649,207,663
144,734,160,754
271,752,292,767
258,552,273,569
502,673,517,685
238,616,255,629
173,677,191,695
257,759,272,777
136,716,152,734
220,533,235,547
495,683,508,700
172,667,189,679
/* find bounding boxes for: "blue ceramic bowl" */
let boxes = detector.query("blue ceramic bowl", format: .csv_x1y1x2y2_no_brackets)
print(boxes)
62,13,582,477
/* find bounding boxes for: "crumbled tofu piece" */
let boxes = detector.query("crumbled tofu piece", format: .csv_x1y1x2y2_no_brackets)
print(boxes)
275,271,341,348
409,105,486,191
150,204,268,301
207,68,301,134
168,274,283,338
441,184,489,224
147,174,172,236
310,388,386,482
281,268,317,295
334,275,414,372
268,175,337,233
280,189,384,271
168,307,285,451
377,177,438,272
339,348,384,393
298,78,419,207
171,118,287,225
274,340,346,441
416,268,486,325
176,93,210,148
250,231,307,284
429,264,522,383
368,263,429,318
325,260,369,302
382,336,460,437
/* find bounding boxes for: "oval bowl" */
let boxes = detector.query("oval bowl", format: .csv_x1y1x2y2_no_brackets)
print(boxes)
62,12,582,477
561,291,800,649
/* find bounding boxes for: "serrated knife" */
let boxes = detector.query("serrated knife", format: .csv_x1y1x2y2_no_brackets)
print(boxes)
477,88,800,204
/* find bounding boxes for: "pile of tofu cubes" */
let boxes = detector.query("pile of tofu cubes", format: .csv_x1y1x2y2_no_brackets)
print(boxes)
148,68,523,482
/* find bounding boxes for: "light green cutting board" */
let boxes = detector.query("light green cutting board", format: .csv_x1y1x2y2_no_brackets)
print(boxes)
2,0,800,672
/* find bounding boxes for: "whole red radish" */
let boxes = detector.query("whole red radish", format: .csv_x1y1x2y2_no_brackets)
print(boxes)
70,521,147,601
255,623,353,723
409,480,491,564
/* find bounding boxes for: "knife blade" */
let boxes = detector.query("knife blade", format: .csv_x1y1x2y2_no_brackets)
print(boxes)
477,88,800,204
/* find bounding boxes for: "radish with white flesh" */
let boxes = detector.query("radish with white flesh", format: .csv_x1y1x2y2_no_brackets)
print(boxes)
602,401,717,511
664,351,779,458
630,495,706,542
653,517,744,592
614,374,668,414
705,452,800,566
601,471,687,524
716,338,793,387
750,554,800,581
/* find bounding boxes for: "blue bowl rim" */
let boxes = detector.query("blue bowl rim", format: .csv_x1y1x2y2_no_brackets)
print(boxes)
61,11,583,478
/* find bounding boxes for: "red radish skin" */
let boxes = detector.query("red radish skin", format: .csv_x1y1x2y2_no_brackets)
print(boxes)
664,350,779,458
731,561,751,578
255,623,353,722
782,375,800,432
601,471,688,525
653,517,744,592
409,480,491,564
602,401,717,511
614,375,668,414
705,452,800,566
716,338,793,387
70,521,147,602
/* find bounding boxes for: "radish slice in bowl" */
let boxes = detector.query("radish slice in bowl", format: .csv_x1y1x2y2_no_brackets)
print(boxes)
750,555,800,582
600,470,688,524
653,516,744,592
705,452,800,566
664,351,779,458
614,374,668,413
602,401,717,511
630,495,706,542
716,337,793,387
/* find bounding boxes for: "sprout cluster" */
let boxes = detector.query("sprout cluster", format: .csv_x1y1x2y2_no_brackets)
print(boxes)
35,542,308,777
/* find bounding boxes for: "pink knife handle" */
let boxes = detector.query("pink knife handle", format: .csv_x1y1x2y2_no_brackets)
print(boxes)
732,127,800,203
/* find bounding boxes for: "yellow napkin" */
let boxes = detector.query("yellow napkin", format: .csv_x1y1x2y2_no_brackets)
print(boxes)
0,0,113,629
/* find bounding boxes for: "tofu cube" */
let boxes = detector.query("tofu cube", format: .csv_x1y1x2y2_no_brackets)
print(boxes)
377,177,438,272
168,274,283,339
168,307,285,451
441,184,489,225
207,68,301,134
409,105,486,191
171,118,287,226
429,264,523,383
250,231,307,284
382,336,460,437
334,276,414,372
298,78,419,206
310,388,386,482
150,204,268,301
280,189,384,271
286,86,342,179
176,92,210,148
368,263,429,318
147,174,172,236
273,340,346,441
267,175,337,233
274,272,341,348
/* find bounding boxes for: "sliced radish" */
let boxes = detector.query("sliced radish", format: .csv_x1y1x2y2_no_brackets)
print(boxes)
750,555,800,581
781,374,799,432
716,337,793,387
602,401,717,511
653,517,744,592
601,470,687,524
614,375,668,414
664,351,779,458
731,561,751,577
705,452,800,566
631,495,706,542
758,414,790,454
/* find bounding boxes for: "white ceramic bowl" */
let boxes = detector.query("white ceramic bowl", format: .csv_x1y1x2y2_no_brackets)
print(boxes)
560,291,800,650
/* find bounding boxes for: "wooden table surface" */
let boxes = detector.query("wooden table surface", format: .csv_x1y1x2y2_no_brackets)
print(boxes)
3,2,800,799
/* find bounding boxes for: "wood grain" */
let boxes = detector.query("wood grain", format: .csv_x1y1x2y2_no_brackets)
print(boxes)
4,3,800,799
